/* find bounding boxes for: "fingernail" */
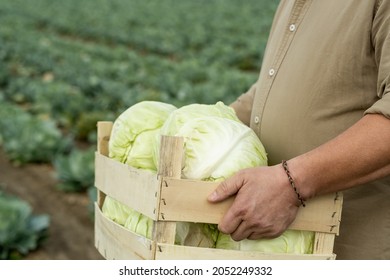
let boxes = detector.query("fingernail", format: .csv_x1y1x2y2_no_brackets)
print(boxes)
208,191,218,201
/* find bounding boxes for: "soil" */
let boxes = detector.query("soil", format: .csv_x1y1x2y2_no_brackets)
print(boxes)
0,150,104,260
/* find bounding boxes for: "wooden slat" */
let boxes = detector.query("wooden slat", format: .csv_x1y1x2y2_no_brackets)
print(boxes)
313,233,336,255
155,243,335,260
159,178,342,234
310,193,342,255
96,121,113,208
152,136,184,259
292,192,343,234
159,178,233,224
95,153,159,220
97,121,112,157
94,203,154,260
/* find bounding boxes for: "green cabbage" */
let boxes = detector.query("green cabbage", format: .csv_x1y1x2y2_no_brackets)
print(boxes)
102,196,134,226
103,101,217,247
175,223,219,248
108,100,177,171
0,191,50,259
124,210,154,239
153,102,268,248
103,101,176,237
216,230,314,254
102,196,154,240
154,101,241,169
169,116,267,181
159,101,240,137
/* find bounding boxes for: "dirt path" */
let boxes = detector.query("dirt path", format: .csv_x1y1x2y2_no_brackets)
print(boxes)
0,151,103,260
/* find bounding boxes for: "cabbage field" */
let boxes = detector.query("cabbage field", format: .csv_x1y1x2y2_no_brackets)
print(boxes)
0,0,278,259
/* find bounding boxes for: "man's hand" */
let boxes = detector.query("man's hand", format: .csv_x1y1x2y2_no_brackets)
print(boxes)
208,165,300,241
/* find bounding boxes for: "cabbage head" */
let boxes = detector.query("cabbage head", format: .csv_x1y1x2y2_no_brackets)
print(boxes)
102,196,134,226
159,101,240,137
175,223,219,248
164,116,267,181
109,100,177,171
103,101,176,238
102,197,154,240
153,101,267,181
153,105,268,248
124,210,154,239
103,101,217,247
216,230,314,254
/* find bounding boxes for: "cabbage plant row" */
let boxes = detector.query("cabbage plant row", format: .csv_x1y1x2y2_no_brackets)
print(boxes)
0,0,278,189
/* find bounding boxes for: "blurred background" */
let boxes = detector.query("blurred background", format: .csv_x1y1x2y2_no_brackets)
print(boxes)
0,0,278,259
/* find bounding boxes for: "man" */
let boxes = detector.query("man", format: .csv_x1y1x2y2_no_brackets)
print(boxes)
208,0,390,259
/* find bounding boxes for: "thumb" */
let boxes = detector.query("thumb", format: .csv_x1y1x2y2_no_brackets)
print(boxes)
207,174,243,202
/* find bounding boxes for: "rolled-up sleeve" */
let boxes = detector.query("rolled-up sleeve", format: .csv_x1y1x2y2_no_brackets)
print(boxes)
365,0,390,118
230,83,257,126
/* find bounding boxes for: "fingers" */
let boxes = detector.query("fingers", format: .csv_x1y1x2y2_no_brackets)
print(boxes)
207,172,248,236
228,220,254,241
217,203,243,235
219,201,279,241
207,172,244,202
223,217,285,241
223,219,278,241
217,186,254,236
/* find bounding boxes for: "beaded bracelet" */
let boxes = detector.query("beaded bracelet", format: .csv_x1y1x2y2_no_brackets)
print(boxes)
281,160,306,207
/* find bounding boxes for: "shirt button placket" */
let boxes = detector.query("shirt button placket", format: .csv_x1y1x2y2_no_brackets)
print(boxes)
268,68,276,77
254,116,260,124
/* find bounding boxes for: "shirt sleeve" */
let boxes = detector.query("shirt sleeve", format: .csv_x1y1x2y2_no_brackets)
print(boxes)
364,0,390,118
229,83,257,126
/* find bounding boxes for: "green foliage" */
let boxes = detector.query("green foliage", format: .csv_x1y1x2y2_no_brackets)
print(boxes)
0,102,72,165
0,0,278,188
87,187,97,219
0,190,50,259
0,0,278,112
54,146,96,192
75,111,114,143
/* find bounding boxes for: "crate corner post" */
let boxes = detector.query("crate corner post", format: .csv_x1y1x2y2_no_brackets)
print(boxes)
153,135,184,259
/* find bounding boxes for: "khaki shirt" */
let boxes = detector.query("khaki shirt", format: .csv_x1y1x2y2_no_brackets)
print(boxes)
231,0,390,259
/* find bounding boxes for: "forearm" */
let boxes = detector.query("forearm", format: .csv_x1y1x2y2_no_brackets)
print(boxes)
288,113,390,199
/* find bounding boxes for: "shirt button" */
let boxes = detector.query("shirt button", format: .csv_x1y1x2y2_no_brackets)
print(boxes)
268,68,275,77
254,116,260,124
289,24,296,32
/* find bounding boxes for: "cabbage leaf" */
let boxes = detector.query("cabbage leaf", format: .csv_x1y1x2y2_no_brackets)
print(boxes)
108,100,177,171
216,230,314,254
102,196,134,226
171,116,267,181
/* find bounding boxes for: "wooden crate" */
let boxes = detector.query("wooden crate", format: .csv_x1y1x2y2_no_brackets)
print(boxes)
94,121,343,260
